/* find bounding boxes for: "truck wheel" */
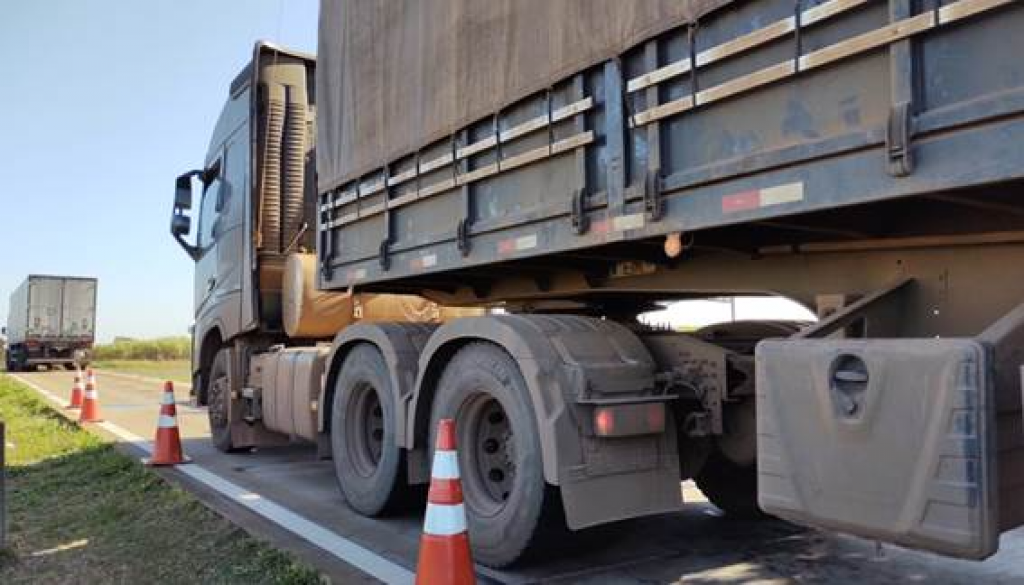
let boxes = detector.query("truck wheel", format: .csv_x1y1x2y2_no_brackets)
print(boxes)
207,347,235,452
331,343,406,516
694,448,764,519
429,342,557,568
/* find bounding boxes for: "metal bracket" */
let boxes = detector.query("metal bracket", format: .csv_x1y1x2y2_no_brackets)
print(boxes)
456,218,471,256
378,239,390,271
570,188,589,235
319,193,334,281
643,170,664,221
886,101,914,177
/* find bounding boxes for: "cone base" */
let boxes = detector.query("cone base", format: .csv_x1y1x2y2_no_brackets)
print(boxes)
143,455,192,467
415,532,476,585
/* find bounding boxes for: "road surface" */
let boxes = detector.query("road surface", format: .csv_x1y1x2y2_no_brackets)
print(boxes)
13,369,1024,584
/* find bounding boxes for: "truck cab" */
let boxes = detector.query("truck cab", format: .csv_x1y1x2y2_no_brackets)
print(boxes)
171,43,315,419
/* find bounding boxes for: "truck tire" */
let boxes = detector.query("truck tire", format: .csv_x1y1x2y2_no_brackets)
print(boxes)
429,342,558,568
207,347,235,452
694,448,764,519
330,343,406,516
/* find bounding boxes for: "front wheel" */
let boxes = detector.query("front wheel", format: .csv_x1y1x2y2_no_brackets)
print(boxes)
331,343,406,516
207,347,235,452
429,342,559,568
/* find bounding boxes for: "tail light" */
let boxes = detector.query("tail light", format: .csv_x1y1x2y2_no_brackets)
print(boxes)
593,402,666,437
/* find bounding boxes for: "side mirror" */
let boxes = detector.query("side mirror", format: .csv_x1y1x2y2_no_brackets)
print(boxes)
175,174,193,210
1,326,6,335
172,170,202,261
171,214,191,237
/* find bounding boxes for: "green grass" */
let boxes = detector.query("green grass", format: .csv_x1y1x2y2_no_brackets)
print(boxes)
91,359,192,384
0,375,322,584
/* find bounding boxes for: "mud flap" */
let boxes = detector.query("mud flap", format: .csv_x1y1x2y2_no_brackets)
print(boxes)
756,339,999,560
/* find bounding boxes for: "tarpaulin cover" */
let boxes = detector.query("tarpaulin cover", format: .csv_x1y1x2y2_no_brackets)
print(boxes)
316,0,733,193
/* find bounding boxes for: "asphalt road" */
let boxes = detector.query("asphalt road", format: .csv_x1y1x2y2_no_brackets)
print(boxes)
14,369,1024,584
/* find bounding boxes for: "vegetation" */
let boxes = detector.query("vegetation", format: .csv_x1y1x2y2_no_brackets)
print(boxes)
90,360,192,384
92,336,190,361
0,375,322,584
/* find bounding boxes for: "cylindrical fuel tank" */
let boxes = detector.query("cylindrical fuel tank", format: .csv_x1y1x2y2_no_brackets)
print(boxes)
251,346,330,442
282,253,483,338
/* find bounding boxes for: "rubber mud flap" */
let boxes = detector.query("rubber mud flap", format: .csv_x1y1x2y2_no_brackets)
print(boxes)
756,338,999,560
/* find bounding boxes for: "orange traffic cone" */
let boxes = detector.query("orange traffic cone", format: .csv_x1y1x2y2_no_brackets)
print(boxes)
415,419,476,585
143,381,191,466
66,368,84,409
78,369,103,423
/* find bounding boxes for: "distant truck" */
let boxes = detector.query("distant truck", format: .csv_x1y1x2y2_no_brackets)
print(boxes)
4,275,97,372
172,0,1024,568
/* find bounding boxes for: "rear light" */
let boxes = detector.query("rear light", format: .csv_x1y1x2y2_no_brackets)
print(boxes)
593,402,666,437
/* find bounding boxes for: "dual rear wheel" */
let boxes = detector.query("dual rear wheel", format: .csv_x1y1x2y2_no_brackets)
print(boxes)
330,341,556,568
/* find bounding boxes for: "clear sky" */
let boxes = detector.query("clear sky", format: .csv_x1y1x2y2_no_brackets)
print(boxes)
0,0,318,342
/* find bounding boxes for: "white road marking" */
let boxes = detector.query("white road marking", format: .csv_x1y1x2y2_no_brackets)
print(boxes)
11,374,415,584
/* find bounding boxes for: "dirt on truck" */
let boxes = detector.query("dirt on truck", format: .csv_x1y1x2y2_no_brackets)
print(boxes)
169,0,1024,569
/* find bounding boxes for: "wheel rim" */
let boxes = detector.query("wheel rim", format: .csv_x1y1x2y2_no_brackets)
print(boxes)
347,382,384,477
458,394,515,517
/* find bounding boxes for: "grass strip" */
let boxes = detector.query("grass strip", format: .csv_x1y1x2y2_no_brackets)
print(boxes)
0,374,322,584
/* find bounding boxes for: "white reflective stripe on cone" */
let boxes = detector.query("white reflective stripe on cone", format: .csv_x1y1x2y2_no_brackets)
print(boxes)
423,502,467,536
431,450,460,480
158,414,177,428
84,390,97,398
161,392,175,405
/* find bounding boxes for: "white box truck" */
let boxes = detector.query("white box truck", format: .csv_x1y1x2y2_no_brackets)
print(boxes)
4,275,97,371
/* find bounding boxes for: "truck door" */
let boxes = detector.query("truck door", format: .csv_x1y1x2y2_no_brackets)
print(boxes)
60,279,96,339
28,278,61,338
757,338,1011,559
194,128,248,334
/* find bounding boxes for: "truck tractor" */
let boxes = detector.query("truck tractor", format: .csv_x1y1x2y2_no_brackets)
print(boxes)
171,0,1024,567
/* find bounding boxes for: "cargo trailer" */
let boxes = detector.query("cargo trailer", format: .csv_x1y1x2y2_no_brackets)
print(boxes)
170,0,1024,567
5,275,97,371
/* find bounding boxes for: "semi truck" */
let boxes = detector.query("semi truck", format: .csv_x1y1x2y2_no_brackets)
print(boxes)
170,0,1024,568
4,275,97,371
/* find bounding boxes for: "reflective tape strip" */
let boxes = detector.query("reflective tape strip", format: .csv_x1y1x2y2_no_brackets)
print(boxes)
423,503,467,536
431,450,460,480
158,414,177,428
161,392,175,405
723,181,805,213
84,389,97,399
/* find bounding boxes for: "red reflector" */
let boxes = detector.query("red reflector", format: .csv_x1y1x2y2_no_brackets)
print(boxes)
595,408,615,436
593,403,666,437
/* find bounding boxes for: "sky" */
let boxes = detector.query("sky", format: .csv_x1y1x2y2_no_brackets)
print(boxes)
0,0,318,342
